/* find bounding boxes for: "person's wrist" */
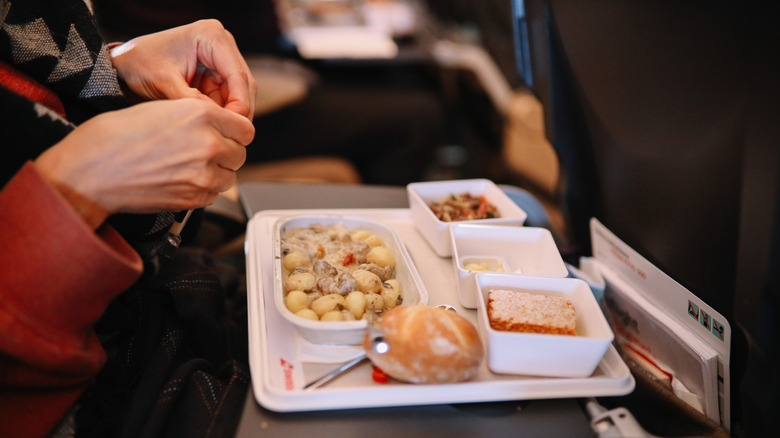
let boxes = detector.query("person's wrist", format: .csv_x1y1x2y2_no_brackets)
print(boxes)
52,181,111,230
31,160,112,230
105,42,124,66
106,41,145,104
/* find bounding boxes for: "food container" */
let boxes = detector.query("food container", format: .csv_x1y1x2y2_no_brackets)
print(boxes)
273,214,429,345
407,179,528,257
475,273,614,378
451,224,568,309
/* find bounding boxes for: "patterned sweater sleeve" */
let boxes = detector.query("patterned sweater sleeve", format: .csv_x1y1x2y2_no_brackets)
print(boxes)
0,163,144,438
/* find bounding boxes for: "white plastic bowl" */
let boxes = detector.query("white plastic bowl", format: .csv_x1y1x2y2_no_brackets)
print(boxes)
451,224,568,309
407,179,528,257
273,214,429,345
475,274,614,378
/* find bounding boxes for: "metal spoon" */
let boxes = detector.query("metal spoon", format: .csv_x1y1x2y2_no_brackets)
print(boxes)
435,304,458,313
302,354,369,391
302,304,457,390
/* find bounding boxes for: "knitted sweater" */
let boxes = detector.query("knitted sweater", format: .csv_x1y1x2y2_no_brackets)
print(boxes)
1,1,156,436
0,0,177,256
1,0,124,169
2,5,251,436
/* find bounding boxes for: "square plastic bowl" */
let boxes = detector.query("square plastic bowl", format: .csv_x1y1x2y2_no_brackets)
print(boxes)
475,274,614,378
451,224,568,309
407,179,527,257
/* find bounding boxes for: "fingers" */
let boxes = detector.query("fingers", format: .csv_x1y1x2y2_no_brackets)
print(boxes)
212,163,240,193
222,47,257,118
53,98,251,214
109,20,257,120
183,101,250,198
215,139,247,173
193,21,257,119
207,101,256,147
163,100,249,202
163,78,214,104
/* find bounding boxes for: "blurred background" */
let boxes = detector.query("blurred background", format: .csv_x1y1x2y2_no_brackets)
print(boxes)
91,0,565,240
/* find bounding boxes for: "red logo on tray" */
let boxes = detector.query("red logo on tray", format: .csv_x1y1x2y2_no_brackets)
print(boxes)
280,358,295,390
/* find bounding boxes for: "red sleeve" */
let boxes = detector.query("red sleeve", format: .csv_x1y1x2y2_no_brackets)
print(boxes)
0,162,144,438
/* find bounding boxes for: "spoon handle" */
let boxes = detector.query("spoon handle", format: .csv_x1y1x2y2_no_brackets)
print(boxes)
303,354,369,390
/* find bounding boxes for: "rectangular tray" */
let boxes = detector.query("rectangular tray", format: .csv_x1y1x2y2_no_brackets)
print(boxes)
246,209,634,412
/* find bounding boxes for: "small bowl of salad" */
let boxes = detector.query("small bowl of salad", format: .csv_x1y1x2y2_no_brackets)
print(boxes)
406,179,527,257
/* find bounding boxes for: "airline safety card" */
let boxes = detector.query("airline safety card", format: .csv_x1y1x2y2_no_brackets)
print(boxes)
588,218,731,431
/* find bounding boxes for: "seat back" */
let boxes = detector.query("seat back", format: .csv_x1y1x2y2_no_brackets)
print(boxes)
517,0,780,435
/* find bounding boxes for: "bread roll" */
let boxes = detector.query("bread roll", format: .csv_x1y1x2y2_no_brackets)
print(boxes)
363,305,484,383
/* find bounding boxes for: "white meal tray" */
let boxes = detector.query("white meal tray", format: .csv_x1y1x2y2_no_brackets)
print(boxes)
246,209,635,412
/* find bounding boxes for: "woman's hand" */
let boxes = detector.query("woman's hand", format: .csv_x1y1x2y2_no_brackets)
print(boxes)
109,20,257,119
35,98,255,219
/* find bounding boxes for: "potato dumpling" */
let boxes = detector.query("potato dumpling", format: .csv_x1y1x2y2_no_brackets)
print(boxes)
284,271,316,292
364,292,385,311
352,269,383,294
311,294,346,316
283,252,311,272
344,290,367,319
367,246,395,269
364,235,385,248
321,310,345,321
351,230,373,242
281,224,407,324
295,308,319,321
381,279,401,309
285,290,310,313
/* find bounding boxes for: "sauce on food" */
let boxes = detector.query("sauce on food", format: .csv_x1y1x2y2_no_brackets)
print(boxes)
280,224,402,322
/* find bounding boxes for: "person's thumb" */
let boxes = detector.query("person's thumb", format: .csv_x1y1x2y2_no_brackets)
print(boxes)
157,76,211,102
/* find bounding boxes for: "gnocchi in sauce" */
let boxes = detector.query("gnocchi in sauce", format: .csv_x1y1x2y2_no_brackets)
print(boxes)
280,224,402,322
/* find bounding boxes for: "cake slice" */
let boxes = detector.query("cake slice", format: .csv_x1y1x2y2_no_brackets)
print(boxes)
487,289,576,335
